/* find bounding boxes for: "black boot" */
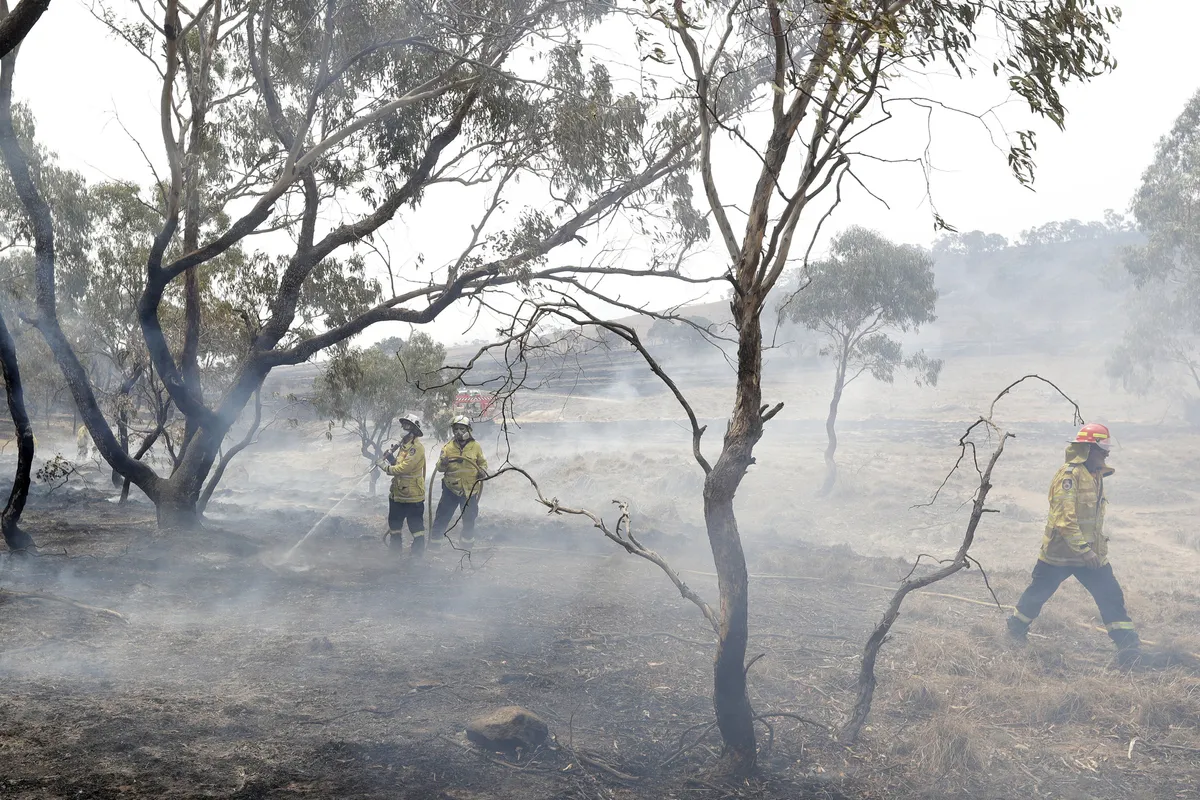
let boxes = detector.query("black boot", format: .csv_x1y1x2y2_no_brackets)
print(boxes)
1112,629,1142,667
1006,615,1030,642
411,534,426,557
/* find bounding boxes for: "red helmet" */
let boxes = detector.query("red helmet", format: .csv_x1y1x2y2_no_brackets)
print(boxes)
1071,423,1112,451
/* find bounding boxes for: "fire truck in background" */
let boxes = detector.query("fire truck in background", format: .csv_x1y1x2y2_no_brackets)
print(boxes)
453,389,500,425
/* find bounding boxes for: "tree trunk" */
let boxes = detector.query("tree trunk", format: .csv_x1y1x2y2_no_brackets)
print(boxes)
0,41,161,506
113,402,129,488
819,347,849,497
156,422,224,527
0,0,51,61
701,296,765,776
121,423,165,505
0,307,35,550
197,388,262,515
111,367,143,488
702,487,755,773
156,481,202,528
362,425,385,498
156,361,268,528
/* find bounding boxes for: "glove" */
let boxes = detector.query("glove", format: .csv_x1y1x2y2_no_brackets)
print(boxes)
1080,549,1102,569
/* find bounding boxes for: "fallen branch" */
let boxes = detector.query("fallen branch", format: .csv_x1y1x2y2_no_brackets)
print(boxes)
1143,741,1200,755
569,749,640,783
755,712,829,730
438,733,553,772
0,588,127,623
660,720,721,768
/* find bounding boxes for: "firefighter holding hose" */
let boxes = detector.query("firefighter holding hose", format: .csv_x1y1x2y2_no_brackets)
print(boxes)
430,415,488,548
377,413,427,555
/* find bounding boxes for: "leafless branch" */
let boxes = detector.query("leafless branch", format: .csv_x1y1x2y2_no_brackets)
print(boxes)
487,464,718,635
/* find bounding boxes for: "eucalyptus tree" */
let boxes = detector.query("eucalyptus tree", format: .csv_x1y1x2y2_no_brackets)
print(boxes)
0,0,87,551
1111,87,1200,407
0,100,89,550
2,0,695,526
313,333,457,495
780,227,941,495
636,0,1119,773
490,0,1121,775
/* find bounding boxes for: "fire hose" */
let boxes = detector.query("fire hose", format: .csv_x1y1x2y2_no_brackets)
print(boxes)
423,454,486,547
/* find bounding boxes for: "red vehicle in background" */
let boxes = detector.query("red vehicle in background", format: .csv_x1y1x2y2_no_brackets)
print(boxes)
453,389,500,425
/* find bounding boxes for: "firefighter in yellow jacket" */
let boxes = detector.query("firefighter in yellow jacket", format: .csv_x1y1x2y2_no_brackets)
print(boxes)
76,424,91,461
431,415,488,547
1007,423,1141,664
377,413,427,555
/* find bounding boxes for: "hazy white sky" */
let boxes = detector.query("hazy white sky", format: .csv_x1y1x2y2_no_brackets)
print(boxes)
9,0,1198,346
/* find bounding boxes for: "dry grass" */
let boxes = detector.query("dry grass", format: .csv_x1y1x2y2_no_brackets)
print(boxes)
908,714,986,775
840,560,1200,797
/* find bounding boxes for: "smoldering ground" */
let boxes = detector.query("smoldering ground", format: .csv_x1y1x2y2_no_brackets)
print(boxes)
4,324,1200,800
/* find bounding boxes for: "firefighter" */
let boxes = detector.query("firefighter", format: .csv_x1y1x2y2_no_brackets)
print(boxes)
76,424,91,461
431,415,488,547
1007,423,1141,665
377,413,427,555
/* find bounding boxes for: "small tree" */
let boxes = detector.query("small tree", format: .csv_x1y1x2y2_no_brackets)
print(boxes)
313,333,456,495
1111,87,1200,415
1108,278,1200,408
781,227,941,495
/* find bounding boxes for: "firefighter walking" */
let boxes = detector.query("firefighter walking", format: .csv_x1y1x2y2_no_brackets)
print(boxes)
431,415,488,547
1007,423,1141,665
377,413,427,555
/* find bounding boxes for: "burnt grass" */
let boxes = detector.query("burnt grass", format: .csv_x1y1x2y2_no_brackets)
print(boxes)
3,487,1200,799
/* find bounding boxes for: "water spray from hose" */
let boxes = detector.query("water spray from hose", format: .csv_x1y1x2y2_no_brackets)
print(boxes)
280,469,373,563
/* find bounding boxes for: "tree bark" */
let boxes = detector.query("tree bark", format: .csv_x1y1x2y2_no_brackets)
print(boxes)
0,0,49,61
0,41,162,505
153,358,269,527
121,424,163,504
0,307,35,550
820,344,849,497
179,19,212,455
111,366,144,488
701,294,764,776
197,388,262,515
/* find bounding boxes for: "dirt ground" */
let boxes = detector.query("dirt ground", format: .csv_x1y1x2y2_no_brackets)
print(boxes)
4,352,1200,799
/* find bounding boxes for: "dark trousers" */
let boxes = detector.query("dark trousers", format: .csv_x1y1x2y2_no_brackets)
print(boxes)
388,500,425,535
1013,560,1137,648
431,485,480,542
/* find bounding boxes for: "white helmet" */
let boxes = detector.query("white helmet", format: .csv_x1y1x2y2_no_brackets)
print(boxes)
450,414,473,429
398,412,423,434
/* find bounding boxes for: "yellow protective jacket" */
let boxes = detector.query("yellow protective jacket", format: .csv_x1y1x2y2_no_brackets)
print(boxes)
379,438,425,503
439,438,487,498
1038,442,1114,567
